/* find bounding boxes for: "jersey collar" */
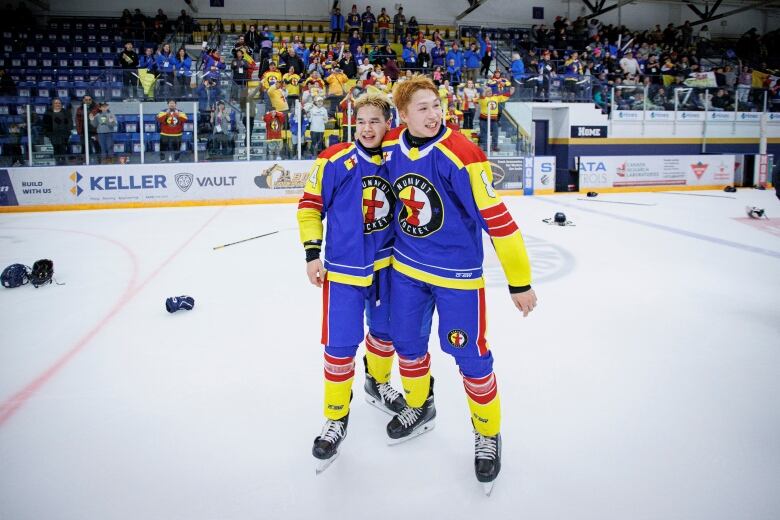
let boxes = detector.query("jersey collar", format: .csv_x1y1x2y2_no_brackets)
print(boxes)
398,125,450,161
354,140,383,165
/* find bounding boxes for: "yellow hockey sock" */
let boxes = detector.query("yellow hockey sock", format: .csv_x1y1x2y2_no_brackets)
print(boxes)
463,373,501,437
324,377,353,420
365,334,395,384
323,352,355,420
398,353,431,408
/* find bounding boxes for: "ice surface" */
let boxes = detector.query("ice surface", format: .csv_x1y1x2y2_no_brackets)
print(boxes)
1,190,779,520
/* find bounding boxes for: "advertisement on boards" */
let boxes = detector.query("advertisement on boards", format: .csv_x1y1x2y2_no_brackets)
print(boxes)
1,161,315,208
578,155,735,189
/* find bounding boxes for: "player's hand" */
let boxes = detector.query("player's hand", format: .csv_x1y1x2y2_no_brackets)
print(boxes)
306,259,325,288
511,289,537,317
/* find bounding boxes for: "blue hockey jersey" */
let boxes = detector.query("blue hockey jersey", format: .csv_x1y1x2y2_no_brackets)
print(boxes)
382,125,532,290
297,141,395,287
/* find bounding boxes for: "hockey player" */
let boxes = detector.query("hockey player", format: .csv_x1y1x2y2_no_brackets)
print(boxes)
382,76,538,494
297,93,405,474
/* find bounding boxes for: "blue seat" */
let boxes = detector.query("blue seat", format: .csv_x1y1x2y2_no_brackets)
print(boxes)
123,119,139,134
109,82,123,100
72,82,89,99
91,83,108,100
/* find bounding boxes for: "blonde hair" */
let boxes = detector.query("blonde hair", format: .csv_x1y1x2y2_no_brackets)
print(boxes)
391,76,438,114
353,92,393,121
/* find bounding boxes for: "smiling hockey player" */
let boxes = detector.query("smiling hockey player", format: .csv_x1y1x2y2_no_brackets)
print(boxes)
382,76,538,495
297,93,405,474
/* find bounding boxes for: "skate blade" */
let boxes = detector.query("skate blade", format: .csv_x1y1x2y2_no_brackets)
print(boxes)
365,394,397,416
314,452,339,475
482,480,496,496
387,420,436,446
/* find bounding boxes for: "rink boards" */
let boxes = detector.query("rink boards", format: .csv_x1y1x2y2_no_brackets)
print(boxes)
0,156,559,212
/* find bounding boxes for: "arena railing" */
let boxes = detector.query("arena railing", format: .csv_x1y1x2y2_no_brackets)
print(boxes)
607,84,774,120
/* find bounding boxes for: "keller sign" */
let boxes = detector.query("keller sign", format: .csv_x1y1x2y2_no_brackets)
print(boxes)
571,126,608,138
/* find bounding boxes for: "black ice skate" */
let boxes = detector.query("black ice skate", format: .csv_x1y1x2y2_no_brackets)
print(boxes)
474,429,502,496
312,413,349,475
386,377,436,445
363,356,406,415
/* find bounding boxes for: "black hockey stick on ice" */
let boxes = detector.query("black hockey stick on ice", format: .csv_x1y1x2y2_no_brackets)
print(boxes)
576,198,657,206
213,230,279,250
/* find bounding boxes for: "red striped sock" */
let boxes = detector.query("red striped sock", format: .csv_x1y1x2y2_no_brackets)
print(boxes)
324,352,355,382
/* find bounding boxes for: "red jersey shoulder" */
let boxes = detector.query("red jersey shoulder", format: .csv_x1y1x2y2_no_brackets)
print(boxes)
318,141,354,160
438,129,486,166
383,126,405,143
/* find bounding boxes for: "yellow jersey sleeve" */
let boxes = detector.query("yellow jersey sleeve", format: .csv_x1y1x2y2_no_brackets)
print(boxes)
464,160,532,288
296,158,327,249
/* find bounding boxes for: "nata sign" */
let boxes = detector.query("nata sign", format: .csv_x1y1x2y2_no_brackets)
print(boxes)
571,125,608,138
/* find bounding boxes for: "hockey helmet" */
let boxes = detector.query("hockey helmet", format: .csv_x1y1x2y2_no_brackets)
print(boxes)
554,212,567,225
1,263,29,288
746,206,766,219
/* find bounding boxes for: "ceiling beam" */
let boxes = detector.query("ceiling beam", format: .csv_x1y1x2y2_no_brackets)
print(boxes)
687,0,780,26
455,0,491,21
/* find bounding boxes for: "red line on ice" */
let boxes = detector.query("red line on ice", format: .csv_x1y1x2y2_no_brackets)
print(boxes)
0,208,224,427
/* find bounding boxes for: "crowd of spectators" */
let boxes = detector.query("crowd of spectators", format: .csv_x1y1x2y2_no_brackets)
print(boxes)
505,17,780,112
2,4,779,164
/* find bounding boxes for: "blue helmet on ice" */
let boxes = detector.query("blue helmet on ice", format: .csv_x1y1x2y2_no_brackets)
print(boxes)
1,264,29,288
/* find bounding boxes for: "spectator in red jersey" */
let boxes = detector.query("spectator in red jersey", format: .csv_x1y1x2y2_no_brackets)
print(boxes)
156,99,188,162
264,107,286,159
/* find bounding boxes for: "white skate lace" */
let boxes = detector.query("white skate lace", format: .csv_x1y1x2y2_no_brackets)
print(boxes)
474,432,498,460
396,406,423,428
319,419,346,444
377,382,402,404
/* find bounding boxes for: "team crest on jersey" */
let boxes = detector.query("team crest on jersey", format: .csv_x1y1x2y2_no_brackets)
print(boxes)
447,329,468,348
345,155,357,170
394,173,444,237
362,176,395,233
